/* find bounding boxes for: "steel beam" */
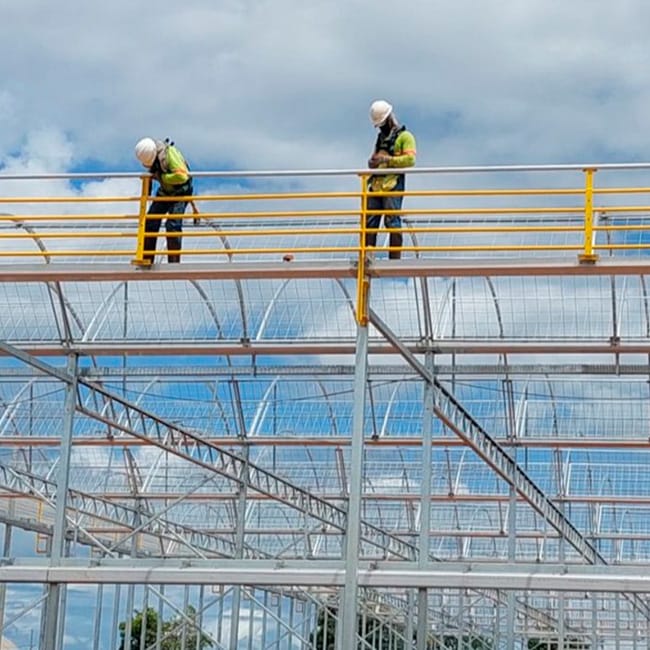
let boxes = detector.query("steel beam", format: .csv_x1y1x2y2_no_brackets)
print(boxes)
369,307,650,620
0,561,649,591
0,362,645,378
0,463,263,560
336,323,369,648
0,340,417,562
4,339,650,357
417,352,435,650
2,435,650,450
368,308,604,565
76,384,416,561
1,256,650,284
41,354,77,650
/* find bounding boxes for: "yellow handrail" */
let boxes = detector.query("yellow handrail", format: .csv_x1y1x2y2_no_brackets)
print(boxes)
0,165,648,267
356,174,370,325
579,168,598,263
132,175,151,266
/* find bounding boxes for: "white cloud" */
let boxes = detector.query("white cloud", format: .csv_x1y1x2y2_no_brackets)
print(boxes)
0,128,74,176
3,1,650,172
1,4,650,642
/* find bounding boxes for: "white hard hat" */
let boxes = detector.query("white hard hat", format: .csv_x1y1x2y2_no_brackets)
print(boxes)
369,100,393,126
134,137,157,167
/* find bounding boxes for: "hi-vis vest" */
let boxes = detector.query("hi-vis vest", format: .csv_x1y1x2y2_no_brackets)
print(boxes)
370,125,407,193
153,140,192,196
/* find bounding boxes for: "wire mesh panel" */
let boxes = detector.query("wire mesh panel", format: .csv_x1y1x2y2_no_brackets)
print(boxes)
3,167,650,646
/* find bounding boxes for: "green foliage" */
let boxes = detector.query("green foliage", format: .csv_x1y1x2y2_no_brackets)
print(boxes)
309,607,407,649
309,607,337,650
118,605,213,650
308,608,495,649
302,604,596,650
436,636,492,649
527,639,590,649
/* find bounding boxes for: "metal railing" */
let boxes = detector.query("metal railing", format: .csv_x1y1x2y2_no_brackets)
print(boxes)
1,164,650,262
2,163,650,318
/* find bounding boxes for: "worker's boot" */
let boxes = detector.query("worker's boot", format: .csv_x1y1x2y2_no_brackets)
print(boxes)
142,235,157,265
388,232,403,259
167,236,182,263
364,232,377,262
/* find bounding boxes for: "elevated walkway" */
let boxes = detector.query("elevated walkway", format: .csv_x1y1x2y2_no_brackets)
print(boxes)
2,162,650,325
2,256,650,283
3,165,650,644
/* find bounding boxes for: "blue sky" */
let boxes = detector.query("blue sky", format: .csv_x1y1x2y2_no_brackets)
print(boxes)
3,0,650,176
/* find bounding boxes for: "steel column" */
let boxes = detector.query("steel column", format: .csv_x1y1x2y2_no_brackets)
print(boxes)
229,380,250,650
40,353,77,650
336,323,369,648
416,352,434,650
0,516,13,635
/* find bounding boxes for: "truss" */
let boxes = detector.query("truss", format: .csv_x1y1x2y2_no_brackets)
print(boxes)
3,164,650,648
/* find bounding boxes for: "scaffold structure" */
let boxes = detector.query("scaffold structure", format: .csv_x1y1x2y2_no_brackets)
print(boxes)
1,163,650,648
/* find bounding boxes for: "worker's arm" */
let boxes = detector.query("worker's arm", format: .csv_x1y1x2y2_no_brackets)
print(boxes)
160,146,191,187
387,131,416,168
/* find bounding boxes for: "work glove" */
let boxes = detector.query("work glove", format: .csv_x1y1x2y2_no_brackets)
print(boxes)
368,152,391,169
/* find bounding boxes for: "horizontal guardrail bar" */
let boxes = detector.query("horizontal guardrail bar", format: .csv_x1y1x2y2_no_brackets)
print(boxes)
1,164,650,325
3,161,650,181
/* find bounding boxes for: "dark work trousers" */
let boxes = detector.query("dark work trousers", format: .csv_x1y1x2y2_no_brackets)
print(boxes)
143,188,191,264
365,193,404,259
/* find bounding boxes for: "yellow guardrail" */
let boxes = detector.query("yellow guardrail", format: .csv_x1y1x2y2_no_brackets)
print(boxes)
2,164,650,321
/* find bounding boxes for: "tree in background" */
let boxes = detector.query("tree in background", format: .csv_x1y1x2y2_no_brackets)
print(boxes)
309,607,407,649
118,605,213,649
430,634,494,650
436,637,492,649
527,640,590,649
308,607,495,649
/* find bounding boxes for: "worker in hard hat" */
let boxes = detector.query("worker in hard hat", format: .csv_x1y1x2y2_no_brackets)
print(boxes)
134,137,193,264
366,100,416,259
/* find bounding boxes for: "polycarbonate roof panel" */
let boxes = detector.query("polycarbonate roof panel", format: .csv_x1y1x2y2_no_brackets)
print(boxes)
2,274,650,344
2,270,650,564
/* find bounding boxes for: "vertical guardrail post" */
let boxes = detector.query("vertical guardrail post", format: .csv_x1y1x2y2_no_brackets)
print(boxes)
131,175,151,267
356,175,370,325
579,168,599,263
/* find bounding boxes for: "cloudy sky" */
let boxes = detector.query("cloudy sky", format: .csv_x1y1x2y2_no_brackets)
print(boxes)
3,0,650,176
1,3,649,646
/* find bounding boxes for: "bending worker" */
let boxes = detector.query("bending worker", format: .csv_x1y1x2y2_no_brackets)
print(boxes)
134,137,193,264
366,100,417,259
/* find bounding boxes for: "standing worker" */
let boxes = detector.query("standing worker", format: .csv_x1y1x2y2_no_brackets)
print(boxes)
366,100,416,259
134,137,193,264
